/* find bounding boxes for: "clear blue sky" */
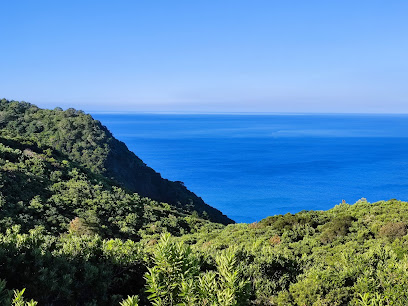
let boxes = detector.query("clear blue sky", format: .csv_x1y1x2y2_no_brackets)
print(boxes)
1,1,407,113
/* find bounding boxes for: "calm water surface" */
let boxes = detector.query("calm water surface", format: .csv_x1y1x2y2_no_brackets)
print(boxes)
92,114,408,223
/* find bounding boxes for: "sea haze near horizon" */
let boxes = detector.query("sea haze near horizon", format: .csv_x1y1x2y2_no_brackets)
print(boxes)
91,113,408,223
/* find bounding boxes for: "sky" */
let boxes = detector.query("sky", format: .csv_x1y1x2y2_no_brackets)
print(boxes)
1,0,407,113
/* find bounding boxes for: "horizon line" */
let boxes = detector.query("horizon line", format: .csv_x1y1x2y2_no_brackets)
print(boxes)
5,98,408,116
88,110,408,116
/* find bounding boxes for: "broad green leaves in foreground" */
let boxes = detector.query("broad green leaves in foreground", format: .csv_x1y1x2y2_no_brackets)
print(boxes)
145,233,250,306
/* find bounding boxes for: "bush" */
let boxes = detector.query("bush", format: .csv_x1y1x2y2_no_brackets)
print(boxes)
320,215,355,244
378,222,407,240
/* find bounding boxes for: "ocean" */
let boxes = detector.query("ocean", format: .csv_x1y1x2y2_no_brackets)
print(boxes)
91,113,408,223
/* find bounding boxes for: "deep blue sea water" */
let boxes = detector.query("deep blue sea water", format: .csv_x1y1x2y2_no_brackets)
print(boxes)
91,114,408,223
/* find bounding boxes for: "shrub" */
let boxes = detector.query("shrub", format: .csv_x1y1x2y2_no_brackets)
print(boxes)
378,222,407,240
320,215,354,244
68,217,95,236
269,235,281,246
145,233,251,305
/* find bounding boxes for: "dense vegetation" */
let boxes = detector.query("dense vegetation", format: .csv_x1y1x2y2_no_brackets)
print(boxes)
0,135,215,240
1,99,408,305
0,99,232,225
179,199,408,305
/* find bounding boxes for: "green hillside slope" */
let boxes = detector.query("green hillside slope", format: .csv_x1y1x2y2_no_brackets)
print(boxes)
1,99,408,305
177,198,408,305
0,133,226,305
0,99,233,225
0,135,219,240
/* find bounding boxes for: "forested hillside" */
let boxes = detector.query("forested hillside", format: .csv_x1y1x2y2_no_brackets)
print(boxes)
0,99,232,225
180,199,408,305
0,132,224,305
0,135,217,240
1,99,408,305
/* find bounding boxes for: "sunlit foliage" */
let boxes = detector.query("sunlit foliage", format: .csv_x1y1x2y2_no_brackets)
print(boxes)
2,99,408,305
